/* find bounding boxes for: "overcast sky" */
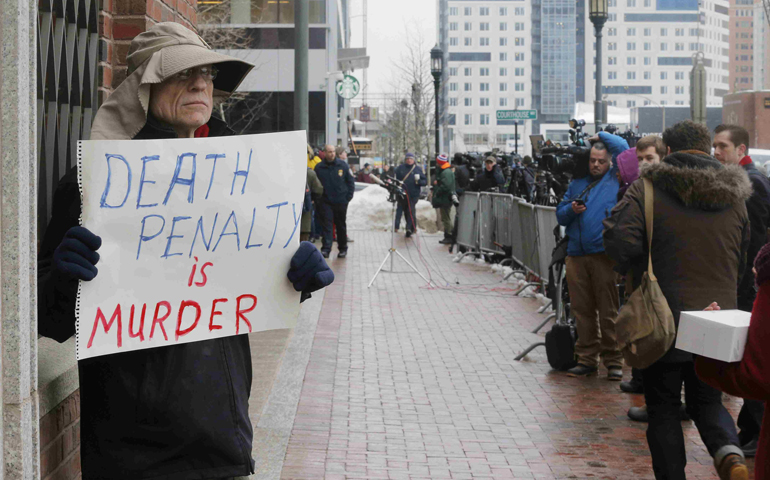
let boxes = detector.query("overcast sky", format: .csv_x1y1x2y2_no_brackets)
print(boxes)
348,0,437,108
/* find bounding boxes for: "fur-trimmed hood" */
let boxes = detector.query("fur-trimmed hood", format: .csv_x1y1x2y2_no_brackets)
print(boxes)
640,152,752,211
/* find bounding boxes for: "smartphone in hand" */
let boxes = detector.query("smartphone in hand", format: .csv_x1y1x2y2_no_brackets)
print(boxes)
574,199,585,206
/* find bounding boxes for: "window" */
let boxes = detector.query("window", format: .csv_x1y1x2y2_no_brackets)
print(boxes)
515,82,524,91
609,13,617,21
627,71,636,79
449,97,458,106
515,52,525,61
450,7,458,15
450,22,458,31
689,28,698,36
644,42,651,51
644,28,651,36
515,7,524,15
480,83,490,91
448,114,456,125
608,57,616,65
499,7,508,15
515,37,525,46
499,67,508,76
627,57,636,65
515,67,525,76
480,67,489,76
464,67,472,77
608,27,616,36
627,0,636,6
449,67,458,76
515,98,524,107
480,22,490,31
608,71,617,79
609,0,617,5
675,86,684,94
464,37,472,46
450,38,458,46
480,114,490,125
499,52,508,61
464,22,472,31
499,82,508,92
464,98,472,107
627,42,636,50
480,37,489,46
500,37,509,46
661,28,668,36
515,22,525,31
480,97,489,107
675,28,684,36
464,82,472,91
480,6,489,16
644,0,651,6
627,100,636,107
464,114,472,125
675,100,684,105
449,83,458,92
644,71,650,79
644,57,651,65
500,22,508,31
660,86,668,94
608,42,617,51
499,97,508,107
627,28,636,36
690,42,698,50
660,71,667,80
660,42,668,51
675,71,684,80
464,6,471,15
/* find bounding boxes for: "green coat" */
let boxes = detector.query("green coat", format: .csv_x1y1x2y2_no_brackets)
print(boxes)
302,168,324,233
432,167,456,208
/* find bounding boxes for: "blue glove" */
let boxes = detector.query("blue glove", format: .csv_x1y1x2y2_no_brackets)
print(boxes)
287,241,334,301
53,226,102,281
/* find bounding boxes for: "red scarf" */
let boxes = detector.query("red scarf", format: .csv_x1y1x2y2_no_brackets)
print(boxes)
194,124,210,138
739,155,752,167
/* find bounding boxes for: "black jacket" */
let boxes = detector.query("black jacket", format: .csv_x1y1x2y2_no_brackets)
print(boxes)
469,167,505,192
314,158,355,204
739,159,770,310
395,163,427,202
454,165,470,193
38,116,255,480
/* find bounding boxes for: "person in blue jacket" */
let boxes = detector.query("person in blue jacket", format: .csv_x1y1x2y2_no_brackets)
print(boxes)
394,153,427,237
556,134,629,379
315,144,356,258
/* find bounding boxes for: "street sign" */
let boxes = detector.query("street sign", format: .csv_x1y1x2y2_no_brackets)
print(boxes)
336,75,360,99
496,110,537,120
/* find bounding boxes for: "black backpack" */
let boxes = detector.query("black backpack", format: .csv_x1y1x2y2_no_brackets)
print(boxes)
545,322,578,371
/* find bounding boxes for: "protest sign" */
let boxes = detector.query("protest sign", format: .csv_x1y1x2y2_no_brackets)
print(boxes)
76,131,306,360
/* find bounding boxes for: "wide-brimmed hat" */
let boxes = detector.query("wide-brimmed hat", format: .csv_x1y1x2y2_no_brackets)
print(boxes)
91,22,254,140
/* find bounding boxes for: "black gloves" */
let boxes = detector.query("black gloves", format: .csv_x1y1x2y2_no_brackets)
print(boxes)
288,241,335,302
53,226,102,281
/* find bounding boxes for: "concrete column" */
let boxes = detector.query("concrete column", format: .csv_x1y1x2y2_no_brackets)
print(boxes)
294,0,309,132
0,1,40,478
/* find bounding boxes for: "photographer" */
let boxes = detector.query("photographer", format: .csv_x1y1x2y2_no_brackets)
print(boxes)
468,156,505,192
556,138,628,380
521,156,536,201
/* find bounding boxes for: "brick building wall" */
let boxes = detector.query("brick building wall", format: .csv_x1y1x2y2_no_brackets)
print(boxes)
723,90,770,149
98,0,198,102
39,4,198,479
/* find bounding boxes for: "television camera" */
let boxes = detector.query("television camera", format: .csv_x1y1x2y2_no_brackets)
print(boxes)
372,175,407,203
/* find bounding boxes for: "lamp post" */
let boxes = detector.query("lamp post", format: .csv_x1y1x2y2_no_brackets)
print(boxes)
431,44,443,183
589,0,608,133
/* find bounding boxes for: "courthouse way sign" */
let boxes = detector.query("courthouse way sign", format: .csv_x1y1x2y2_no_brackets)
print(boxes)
496,110,538,121
76,132,306,360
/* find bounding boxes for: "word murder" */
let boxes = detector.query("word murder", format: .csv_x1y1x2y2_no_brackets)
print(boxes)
86,295,258,350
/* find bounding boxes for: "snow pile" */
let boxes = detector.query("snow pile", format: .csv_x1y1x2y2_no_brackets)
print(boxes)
347,185,438,233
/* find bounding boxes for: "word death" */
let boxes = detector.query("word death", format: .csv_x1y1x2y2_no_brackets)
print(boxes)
86,294,258,350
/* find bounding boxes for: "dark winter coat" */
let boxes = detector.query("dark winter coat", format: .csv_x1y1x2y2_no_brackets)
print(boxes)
454,164,470,193
432,166,456,208
738,158,770,310
395,163,427,202
468,167,505,192
302,168,323,234
603,152,751,363
315,157,355,205
38,116,256,480
556,167,620,257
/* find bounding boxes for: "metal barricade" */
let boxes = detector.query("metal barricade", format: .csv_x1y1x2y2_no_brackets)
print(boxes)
478,193,509,255
491,194,514,249
535,206,559,280
455,192,479,251
516,201,541,276
509,197,524,265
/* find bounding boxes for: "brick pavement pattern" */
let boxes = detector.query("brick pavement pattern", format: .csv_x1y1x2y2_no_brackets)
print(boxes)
280,231,754,480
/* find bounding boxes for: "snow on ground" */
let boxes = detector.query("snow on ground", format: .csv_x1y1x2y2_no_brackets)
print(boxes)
347,185,439,233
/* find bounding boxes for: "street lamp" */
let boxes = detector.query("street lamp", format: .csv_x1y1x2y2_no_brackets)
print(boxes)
589,0,608,133
430,44,443,182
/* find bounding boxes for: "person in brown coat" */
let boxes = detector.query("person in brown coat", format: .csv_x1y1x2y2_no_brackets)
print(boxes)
603,121,752,480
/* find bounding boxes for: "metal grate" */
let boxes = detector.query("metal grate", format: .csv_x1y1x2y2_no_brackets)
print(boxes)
37,0,99,237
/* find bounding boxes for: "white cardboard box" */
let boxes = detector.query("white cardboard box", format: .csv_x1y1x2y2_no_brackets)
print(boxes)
675,310,751,363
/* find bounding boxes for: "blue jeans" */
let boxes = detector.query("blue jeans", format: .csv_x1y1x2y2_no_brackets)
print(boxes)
643,361,740,480
395,198,417,231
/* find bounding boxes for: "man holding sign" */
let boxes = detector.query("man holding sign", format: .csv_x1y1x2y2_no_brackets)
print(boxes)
38,23,334,480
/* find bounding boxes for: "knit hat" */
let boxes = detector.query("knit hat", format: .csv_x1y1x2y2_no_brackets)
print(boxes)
436,153,450,169
616,148,639,186
405,152,415,159
755,242,770,287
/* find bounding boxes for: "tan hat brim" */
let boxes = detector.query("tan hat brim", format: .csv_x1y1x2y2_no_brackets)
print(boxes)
159,44,254,93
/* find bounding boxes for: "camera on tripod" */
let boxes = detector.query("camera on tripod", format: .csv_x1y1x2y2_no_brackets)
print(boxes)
378,177,407,203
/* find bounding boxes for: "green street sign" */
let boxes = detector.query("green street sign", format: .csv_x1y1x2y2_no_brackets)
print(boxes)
336,75,360,99
496,110,537,120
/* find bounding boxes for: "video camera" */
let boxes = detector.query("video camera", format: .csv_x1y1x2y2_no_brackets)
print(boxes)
374,176,407,203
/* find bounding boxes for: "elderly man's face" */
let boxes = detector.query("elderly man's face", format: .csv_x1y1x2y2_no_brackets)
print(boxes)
150,66,214,137
589,148,612,178
405,156,415,165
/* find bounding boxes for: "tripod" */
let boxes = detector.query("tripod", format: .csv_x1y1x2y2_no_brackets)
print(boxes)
367,199,431,288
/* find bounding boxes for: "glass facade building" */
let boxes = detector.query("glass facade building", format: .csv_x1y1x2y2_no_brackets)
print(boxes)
539,0,576,121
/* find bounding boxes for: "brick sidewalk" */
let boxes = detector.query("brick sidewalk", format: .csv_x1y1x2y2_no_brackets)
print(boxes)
279,231,753,480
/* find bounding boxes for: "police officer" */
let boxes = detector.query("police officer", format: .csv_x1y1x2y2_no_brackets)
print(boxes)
315,144,355,258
